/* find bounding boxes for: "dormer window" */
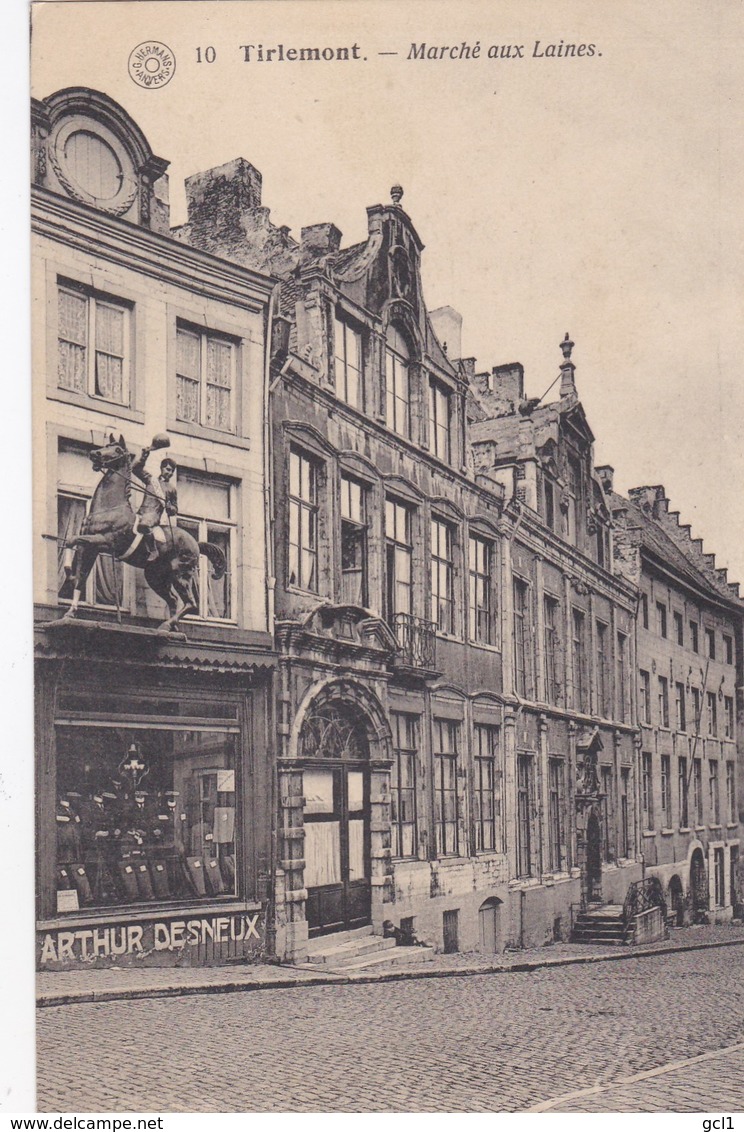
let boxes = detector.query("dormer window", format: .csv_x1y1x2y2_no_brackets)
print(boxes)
385,325,411,438
429,378,451,462
334,315,363,410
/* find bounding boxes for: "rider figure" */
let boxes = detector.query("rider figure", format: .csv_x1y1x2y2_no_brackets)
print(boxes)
131,447,178,561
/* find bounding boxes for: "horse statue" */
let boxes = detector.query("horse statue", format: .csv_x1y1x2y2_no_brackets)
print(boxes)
60,433,226,632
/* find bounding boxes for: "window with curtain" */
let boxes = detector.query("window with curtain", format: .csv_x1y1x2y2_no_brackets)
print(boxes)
57,281,130,406
177,471,235,620
176,323,235,432
56,442,125,609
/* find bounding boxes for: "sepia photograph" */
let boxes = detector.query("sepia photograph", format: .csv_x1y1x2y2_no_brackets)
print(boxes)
15,0,744,1116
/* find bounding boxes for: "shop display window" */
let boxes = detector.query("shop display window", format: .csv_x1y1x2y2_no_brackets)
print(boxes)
54,724,238,913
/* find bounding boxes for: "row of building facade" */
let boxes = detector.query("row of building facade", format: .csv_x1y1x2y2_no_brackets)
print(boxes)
32,87,744,969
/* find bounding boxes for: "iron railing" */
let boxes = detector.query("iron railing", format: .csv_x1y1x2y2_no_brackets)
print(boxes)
391,613,437,669
622,877,667,926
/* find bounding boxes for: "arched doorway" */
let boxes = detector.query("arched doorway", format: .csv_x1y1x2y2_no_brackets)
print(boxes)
668,875,685,926
690,848,708,920
478,898,503,953
586,811,602,903
300,701,371,937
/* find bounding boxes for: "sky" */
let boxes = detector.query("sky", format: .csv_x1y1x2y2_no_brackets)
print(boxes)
30,0,744,583
1,0,742,1110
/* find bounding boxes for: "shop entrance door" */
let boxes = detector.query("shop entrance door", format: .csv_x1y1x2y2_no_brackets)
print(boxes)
304,764,370,936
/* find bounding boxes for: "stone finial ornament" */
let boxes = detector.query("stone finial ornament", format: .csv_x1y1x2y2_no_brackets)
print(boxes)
390,184,404,206
560,332,575,361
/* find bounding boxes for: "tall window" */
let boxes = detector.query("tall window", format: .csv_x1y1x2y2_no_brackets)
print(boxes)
601,764,614,863
673,611,684,646
660,755,672,828
390,713,418,858
707,691,718,736
385,498,413,621
469,536,494,645
727,761,736,824
641,593,649,630
473,725,500,852
709,760,720,825
433,720,460,856
596,621,609,717
544,596,561,705
693,758,703,825
572,609,588,712
705,627,716,660
288,449,319,592
513,579,532,697
176,323,234,432
656,601,667,639
178,473,235,620
725,696,735,740
385,325,411,438
616,631,628,722
565,456,580,545
548,757,566,872
57,281,130,405
517,754,534,878
724,634,734,665
620,768,631,856
334,316,363,409
658,676,670,728
640,670,651,725
691,687,702,733
431,518,455,634
340,474,368,606
544,478,556,531
678,756,689,828
642,753,654,829
428,379,451,462
57,443,125,610
690,620,699,653
675,682,686,731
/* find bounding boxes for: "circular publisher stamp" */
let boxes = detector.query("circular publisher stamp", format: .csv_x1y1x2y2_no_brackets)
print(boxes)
128,42,176,89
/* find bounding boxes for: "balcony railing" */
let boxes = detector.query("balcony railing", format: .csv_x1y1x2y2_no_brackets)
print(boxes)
391,612,437,670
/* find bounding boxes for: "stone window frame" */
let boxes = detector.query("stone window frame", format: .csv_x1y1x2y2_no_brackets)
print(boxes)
46,264,144,424
166,303,251,451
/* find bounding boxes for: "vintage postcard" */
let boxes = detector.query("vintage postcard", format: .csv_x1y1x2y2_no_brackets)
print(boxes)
17,0,744,1116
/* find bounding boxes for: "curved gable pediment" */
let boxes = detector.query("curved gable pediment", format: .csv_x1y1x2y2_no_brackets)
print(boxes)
283,421,338,461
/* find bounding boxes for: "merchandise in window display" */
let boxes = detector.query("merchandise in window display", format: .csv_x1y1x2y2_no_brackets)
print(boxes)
54,728,238,911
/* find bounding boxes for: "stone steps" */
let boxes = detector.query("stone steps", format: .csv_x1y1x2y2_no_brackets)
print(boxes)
335,945,436,971
572,904,630,945
306,931,396,966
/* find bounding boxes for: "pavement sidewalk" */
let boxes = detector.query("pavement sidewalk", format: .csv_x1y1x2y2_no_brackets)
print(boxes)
36,921,744,1008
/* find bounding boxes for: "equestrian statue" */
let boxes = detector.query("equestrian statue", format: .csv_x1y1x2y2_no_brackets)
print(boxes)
60,432,226,632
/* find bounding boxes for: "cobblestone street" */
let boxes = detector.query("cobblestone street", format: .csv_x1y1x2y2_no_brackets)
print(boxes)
37,946,744,1112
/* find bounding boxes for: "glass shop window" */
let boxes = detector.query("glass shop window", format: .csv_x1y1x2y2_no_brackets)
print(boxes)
54,725,238,914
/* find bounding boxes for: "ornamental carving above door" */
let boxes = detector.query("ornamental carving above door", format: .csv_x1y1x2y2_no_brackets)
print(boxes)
299,704,369,762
